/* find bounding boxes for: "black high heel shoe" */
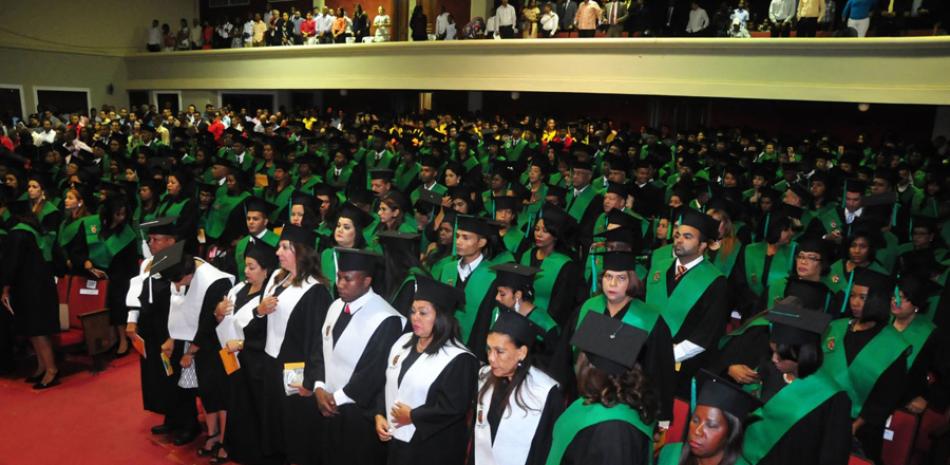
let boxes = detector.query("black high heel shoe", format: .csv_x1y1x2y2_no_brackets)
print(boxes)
197,433,221,457
33,371,60,390
210,446,231,465
25,372,44,383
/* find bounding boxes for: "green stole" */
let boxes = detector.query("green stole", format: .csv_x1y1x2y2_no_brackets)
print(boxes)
820,319,911,418
389,267,426,304
565,185,596,222
718,313,770,349
265,185,295,223
12,223,53,262
646,260,722,338
738,371,844,465
394,162,420,192
546,399,655,465
410,183,448,205
433,256,495,344
573,295,660,357
502,228,524,255
59,215,95,247
711,241,742,277
205,190,251,240
743,242,796,298
898,317,936,369
297,176,320,194
320,247,338,298
157,196,189,218
520,250,571,314
657,443,684,465
85,217,137,269
325,163,354,188
234,230,280,281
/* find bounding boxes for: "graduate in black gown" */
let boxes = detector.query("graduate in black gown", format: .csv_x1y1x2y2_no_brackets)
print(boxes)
1,200,61,388
218,242,279,464
519,203,585,327
262,225,334,465
546,312,658,465
736,299,852,465
375,275,478,465
472,310,563,465
305,247,406,465
891,274,950,416
158,243,235,447
657,370,761,465
819,270,909,464
489,263,561,371
644,209,730,398
553,251,675,423
125,217,184,437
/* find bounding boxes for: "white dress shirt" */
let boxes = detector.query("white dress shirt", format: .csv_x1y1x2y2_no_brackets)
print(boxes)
686,7,710,32
671,255,706,363
458,254,484,282
496,4,518,28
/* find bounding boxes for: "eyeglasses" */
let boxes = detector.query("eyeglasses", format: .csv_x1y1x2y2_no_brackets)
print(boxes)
795,254,822,262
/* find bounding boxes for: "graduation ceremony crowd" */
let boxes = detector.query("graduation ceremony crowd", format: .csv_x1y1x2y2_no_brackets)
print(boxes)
0,103,949,465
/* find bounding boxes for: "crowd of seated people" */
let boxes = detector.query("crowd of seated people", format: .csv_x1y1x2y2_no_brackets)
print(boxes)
0,101,948,465
145,0,950,51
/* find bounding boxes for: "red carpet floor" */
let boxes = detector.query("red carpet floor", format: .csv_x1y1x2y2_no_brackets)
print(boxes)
0,354,213,465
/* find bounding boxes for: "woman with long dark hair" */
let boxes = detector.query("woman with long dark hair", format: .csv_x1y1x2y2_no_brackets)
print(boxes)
25,173,61,263
91,194,140,355
217,242,278,465
410,5,428,41
519,203,583,327
260,224,332,465
1,200,61,388
730,300,852,465
57,186,96,275
157,169,199,242
545,311,658,465
378,230,426,318
657,370,760,465
472,310,563,465
375,275,477,464
320,202,372,295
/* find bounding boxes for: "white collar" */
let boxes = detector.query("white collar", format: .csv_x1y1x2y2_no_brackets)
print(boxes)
253,229,268,240
344,289,376,315
675,254,704,272
458,253,484,278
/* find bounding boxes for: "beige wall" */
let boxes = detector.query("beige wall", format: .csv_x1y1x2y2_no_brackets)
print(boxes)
124,37,950,106
0,0,198,56
0,47,128,114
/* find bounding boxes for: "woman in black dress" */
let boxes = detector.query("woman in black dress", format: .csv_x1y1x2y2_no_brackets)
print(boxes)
410,5,428,41
375,275,478,465
1,200,61,388
217,242,278,464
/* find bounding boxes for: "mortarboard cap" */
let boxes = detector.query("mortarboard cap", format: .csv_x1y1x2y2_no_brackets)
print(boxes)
413,274,465,313
335,247,381,272
679,208,720,241
766,296,832,346
245,196,276,215
491,263,540,291
491,309,543,346
140,216,178,237
244,240,277,271
603,251,638,272
369,168,395,181
571,312,648,376
455,214,494,238
280,223,316,245
695,369,763,420
896,274,940,310
148,241,186,278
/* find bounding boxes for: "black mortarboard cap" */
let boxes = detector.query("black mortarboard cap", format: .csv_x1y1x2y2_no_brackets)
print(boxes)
766,296,832,346
783,279,832,312
335,247,381,272
787,183,813,205
679,208,720,241
605,182,629,198
369,168,395,181
844,179,867,194
851,267,893,292
245,196,276,215
280,223,316,245
244,240,277,271
897,274,940,310
413,274,465,313
571,311,648,376
491,263,540,291
603,251,638,272
695,369,763,420
493,195,521,213
148,241,186,277
377,230,420,247
140,215,178,236
491,309,542,346
338,202,373,229
455,214,494,238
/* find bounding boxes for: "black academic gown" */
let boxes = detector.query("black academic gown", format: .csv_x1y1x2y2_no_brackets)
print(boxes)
0,228,59,337
192,277,233,412
552,300,676,421
133,266,177,417
559,420,651,465
902,327,950,411
276,283,334,465
382,349,479,465
708,324,771,384
754,364,854,465
305,299,406,465
528,252,586,327
661,266,730,398
225,286,283,465
105,228,142,325
846,324,910,463
457,273,501,364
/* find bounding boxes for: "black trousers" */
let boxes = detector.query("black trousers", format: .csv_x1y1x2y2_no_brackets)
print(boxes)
578,28,596,37
167,341,199,433
771,21,792,37
797,17,818,37
147,44,161,52
499,25,515,38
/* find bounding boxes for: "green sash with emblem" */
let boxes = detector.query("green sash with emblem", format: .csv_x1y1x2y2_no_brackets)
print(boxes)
565,186,596,222
743,242,796,297
433,257,495,344
85,216,137,269
646,260,722,338
234,230,280,281
205,191,251,240
520,250,571,314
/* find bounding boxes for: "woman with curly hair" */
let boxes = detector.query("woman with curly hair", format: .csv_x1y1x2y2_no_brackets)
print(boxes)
545,311,658,465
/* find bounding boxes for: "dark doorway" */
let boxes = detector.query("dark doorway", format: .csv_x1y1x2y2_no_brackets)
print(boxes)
0,87,23,123
155,92,181,114
221,93,275,113
129,91,149,109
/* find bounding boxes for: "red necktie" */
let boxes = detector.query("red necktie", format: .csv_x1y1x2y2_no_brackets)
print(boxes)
675,265,687,282
344,304,351,314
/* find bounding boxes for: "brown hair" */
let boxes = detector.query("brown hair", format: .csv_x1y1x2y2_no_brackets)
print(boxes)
576,353,658,425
